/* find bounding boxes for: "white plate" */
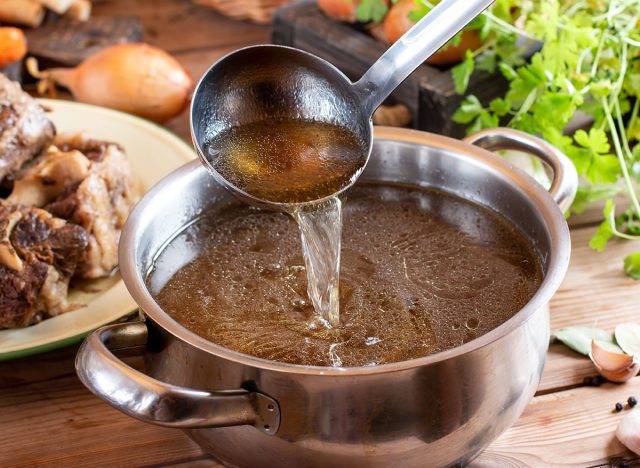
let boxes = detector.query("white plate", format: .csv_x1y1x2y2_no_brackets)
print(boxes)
0,99,196,360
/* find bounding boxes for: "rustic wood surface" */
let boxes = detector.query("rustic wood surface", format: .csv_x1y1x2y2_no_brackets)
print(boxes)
2,1,640,467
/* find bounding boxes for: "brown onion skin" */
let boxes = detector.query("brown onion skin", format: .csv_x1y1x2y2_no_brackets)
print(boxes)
46,43,193,123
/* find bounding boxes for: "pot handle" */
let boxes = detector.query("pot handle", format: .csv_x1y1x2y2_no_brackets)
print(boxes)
463,128,578,212
75,321,280,435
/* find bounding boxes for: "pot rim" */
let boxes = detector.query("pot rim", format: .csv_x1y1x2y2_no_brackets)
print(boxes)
120,126,571,376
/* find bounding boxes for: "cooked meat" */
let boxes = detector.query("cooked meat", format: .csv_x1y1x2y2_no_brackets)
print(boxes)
8,133,137,278
0,74,55,184
0,202,88,329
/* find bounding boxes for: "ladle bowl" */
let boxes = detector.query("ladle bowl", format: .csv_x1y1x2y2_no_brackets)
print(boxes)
190,45,372,206
191,0,495,206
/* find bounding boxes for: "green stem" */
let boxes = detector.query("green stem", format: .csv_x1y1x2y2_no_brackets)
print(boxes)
472,37,497,57
607,206,640,240
628,98,640,142
509,88,538,126
591,31,606,77
602,98,640,219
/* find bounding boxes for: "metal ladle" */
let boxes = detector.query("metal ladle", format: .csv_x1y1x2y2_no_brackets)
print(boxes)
191,0,495,207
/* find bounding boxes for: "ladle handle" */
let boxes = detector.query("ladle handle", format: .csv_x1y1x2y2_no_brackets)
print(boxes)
75,321,280,434
354,0,495,116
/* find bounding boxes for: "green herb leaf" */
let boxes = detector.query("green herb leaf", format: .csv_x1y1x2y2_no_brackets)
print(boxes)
476,50,496,73
587,154,620,184
556,326,615,356
574,129,620,184
571,185,621,215
575,128,610,155
489,97,510,117
355,0,388,22
594,339,625,355
452,95,484,124
615,323,640,355
451,50,475,94
498,62,517,81
623,252,640,280
589,199,615,252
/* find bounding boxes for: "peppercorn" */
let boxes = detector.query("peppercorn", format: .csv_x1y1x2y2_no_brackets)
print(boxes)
615,402,624,412
628,396,637,407
593,375,604,386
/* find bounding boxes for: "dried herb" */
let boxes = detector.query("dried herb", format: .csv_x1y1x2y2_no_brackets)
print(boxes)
616,324,640,357
555,326,614,356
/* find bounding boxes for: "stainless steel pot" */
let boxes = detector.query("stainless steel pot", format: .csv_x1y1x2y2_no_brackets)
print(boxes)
76,127,577,467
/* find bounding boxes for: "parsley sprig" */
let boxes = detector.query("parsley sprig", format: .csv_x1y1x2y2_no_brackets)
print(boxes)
448,0,640,279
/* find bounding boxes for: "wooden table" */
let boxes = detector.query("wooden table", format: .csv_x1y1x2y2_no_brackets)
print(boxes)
2,1,640,466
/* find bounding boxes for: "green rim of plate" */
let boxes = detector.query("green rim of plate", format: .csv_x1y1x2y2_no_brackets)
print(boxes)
0,100,195,361
0,310,141,361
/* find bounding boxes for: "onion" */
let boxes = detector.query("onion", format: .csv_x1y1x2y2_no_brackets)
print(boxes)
27,43,193,123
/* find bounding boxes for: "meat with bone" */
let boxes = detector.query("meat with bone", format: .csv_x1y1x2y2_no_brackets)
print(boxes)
0,74,55,184
0,201,88,328
8,134,137,278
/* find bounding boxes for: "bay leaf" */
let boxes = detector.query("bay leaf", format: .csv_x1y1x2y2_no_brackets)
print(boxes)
615,323,640,357
555,326,613,356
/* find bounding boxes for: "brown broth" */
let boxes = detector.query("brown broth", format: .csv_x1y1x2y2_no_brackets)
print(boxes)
205,120,367,204
147,184,542,367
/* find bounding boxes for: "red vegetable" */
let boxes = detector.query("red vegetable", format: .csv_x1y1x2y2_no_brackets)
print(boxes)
317,0,359,22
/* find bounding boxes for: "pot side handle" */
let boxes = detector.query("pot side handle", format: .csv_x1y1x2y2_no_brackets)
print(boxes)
75,321,280,435
463,128,578,212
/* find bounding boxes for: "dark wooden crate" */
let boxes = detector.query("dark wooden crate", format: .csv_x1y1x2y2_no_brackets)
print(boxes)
273,1,516,137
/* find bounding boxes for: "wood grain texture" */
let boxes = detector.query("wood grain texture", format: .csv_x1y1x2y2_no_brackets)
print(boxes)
536,227,640,394
475,380,640,467
550,228,639,332
92,0,269,54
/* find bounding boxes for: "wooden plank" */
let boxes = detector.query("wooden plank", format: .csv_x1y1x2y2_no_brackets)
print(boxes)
537,227,640,394
1,349,637,467
25,16,143,69
550,229,639,332
476,379,640,467
92,0,269,54
0,370,210,467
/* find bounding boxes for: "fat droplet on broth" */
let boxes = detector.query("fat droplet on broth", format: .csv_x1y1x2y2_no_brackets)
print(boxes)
149,184,543,367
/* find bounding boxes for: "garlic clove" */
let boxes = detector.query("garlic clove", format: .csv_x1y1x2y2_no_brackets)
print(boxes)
591,339,633,371
596,361,640,383
617,410,640,455
590,339,640,383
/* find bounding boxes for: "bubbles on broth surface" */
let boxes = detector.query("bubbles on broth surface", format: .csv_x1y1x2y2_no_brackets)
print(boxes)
148,184,542,367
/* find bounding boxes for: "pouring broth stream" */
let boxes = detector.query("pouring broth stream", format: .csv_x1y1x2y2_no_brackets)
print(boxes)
205,120,367,327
